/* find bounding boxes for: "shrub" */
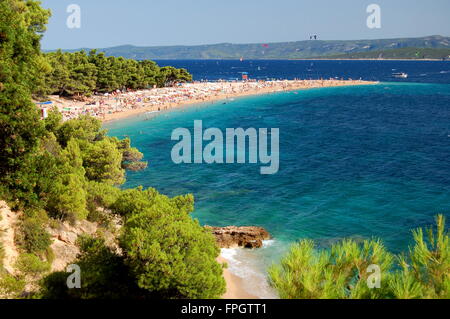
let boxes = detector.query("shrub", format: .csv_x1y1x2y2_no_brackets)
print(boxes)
269,215,449,299
392,215,449,299
86,181,121,213
120,190,225,299
111,187,158,217
56,115,104,147
46,173,88,222
39,236,144,299
269,239,394,299
15,253,51,276
16,218,51,255
0,274,26,298
81,138,125,185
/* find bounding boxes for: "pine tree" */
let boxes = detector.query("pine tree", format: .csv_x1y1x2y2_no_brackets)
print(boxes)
0,0,51,200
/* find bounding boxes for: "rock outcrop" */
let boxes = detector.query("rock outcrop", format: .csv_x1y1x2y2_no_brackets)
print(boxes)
0,201,20,275
46,220,98,272
46,214,122,272
206,226,271,249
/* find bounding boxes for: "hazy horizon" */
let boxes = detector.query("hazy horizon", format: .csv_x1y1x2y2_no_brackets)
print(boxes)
40,0,450,50
45,34,450,51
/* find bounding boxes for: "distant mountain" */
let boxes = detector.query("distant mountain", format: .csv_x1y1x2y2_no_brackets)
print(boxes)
61,35,450,60
319,47,450,60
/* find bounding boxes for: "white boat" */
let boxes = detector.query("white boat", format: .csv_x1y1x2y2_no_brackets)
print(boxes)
392,72,408,79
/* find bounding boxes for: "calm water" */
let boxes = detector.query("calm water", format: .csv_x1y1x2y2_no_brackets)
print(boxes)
156,59,450,84
106,60,450,298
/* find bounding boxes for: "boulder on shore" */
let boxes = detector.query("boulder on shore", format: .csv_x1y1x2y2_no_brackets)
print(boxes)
205,226,271,249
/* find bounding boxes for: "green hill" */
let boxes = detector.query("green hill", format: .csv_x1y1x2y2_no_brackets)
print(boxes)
320,47,450,60
60,35,450,60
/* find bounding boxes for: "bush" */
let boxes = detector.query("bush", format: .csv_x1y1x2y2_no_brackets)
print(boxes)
37,271,71,299
0,274,26,298
111,187,158,217
269,239,394,299
16,218,51,255
56,115,104,147
120,190,225,299
391,215,449,299
47,173,89,221
81,138,125,185
15,253,50,276
39,236,144,299
23,207,49,223
86,181,121,213
269,215,449,299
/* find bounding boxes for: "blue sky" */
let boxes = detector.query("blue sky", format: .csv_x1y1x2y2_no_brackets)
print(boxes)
40,0,450,50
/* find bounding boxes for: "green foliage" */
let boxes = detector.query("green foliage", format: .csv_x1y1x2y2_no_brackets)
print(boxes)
41,49,192,97
39,236,144,299
45,50,97,97
16,217,51,255
0,273,26,298
0,0,50,201
57,115,104,147
86,181,121,213
395,215,449,299
43,107,63,135
156,66,192,87
81,138,125,185
268,239,394,299
45,139,88,221
47,173,88,221
120,188,225,299
113,137,148,171
171,194,195,215
111,187,158,217
269,215,450,299
1,1,221,301
15,253,50,276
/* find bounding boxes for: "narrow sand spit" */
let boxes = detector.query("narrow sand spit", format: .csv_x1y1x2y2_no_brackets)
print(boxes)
41,80,378,123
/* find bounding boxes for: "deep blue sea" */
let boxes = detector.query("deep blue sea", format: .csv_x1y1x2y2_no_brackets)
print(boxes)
106,60,450,298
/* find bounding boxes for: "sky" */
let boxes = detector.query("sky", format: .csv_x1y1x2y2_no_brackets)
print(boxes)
40,0,450,50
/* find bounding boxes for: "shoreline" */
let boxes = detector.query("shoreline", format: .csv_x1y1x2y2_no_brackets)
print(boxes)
102,80,378,123
218,255,259,299
42,80,378,124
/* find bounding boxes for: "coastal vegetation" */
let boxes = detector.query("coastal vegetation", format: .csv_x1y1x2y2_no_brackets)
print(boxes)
1,0,448,301
269,215,449,299
39,50,192,98
0,0,224,299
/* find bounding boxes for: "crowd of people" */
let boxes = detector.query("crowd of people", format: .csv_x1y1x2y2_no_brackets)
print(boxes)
41,79,373,121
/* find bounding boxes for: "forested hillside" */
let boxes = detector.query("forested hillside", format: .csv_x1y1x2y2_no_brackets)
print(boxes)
58,35,450,60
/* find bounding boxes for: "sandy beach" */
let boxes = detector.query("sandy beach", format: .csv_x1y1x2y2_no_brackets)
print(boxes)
40,79,378,123
39,79,377,300
218,255,259,299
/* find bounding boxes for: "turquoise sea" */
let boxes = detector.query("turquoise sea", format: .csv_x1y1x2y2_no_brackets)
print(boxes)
106,60,450,298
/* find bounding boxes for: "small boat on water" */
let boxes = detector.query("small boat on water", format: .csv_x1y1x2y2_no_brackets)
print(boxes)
392,72,408,79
